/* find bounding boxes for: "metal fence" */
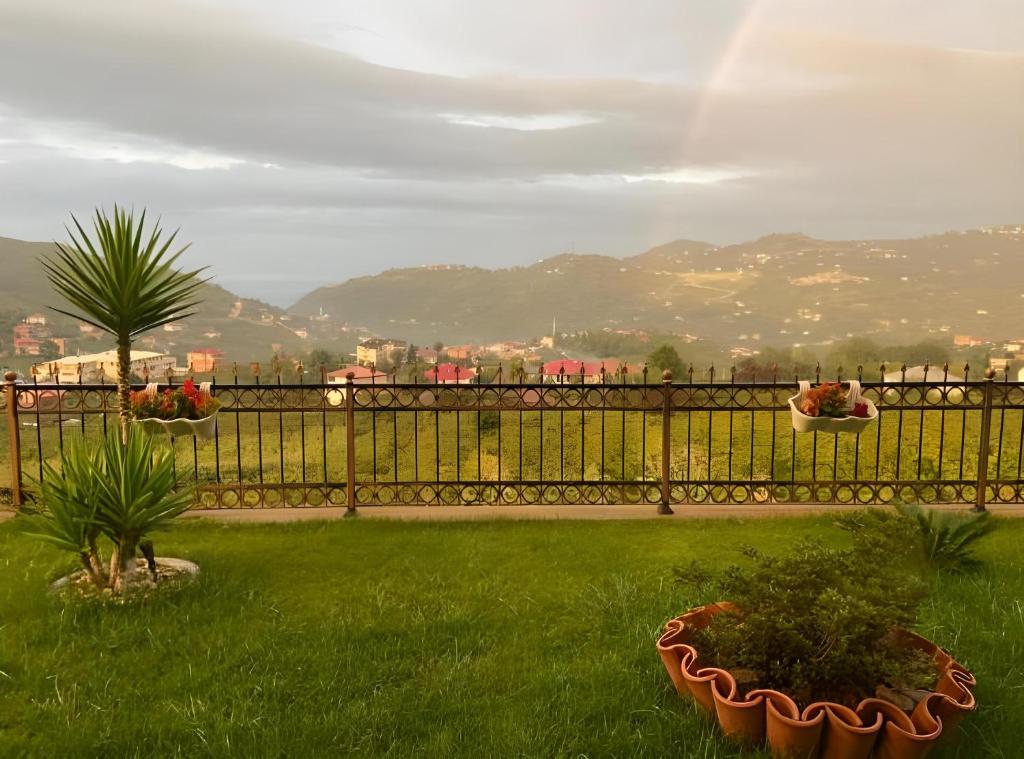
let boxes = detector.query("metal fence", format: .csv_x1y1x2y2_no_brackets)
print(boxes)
3,366,1022,511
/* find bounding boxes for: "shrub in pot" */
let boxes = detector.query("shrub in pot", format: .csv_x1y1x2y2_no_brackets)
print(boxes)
663,533,977,757
673,541,934,707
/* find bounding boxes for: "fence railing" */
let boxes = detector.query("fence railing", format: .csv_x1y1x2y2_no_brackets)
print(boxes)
3,368,1022,511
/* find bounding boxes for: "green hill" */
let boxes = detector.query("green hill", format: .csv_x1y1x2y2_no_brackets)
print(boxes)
5,226,1024,367
0,236,314,368
291,229,1024,347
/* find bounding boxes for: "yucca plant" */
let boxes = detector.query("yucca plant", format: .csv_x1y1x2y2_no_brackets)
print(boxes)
22,438,107,588
43,206,207,440
24,428,193,594
896,504,995,573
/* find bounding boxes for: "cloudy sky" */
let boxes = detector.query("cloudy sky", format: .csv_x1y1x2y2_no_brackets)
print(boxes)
0,1,1021,306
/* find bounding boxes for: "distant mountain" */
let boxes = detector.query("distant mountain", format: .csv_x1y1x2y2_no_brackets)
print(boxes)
291,229,1024,347
6,226,1024,363
0,236,311,364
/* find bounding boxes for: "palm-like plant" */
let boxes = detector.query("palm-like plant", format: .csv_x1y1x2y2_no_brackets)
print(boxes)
25,428,192,594
22,438,107,588
43,206,207,440
94,429,192,591
895,504,995,573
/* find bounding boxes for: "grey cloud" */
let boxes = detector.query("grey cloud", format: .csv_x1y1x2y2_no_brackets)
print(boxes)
0,0,1020,305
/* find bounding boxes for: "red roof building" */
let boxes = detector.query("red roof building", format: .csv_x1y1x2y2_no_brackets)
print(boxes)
541,359,631,383
427,363,477,383
14,337,43,356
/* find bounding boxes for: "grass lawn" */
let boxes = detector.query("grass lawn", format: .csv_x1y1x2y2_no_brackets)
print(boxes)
0,515,1020,757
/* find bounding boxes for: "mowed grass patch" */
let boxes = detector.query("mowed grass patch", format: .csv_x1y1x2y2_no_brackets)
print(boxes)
0,516,1020,757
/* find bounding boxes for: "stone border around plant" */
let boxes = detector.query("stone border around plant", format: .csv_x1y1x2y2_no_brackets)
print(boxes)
657,602,976,759
50,557,199,596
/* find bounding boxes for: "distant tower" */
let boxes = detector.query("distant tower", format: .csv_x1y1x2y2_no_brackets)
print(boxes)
541,316,557,350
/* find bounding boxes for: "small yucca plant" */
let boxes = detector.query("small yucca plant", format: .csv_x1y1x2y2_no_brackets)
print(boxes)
896,505,995,573
24,428,193,594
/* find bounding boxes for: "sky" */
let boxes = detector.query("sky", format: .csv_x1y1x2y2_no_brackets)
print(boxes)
0,0,1021,306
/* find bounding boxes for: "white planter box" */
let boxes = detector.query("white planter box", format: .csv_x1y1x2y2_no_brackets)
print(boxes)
135,413,218,440
788,380,878,434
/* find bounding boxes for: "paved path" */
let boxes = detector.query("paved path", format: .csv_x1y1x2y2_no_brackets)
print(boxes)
5,504,1021,525
181,503,1024,523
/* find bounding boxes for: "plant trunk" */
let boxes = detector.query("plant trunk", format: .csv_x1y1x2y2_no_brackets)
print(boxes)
79,552,106,589
109,536,140,595
117,338,132,443
87,533,107,583
108,542,122,592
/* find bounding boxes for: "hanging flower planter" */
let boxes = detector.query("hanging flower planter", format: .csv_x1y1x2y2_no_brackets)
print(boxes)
132,380,220,439
789,380,877,434
657,603,976,759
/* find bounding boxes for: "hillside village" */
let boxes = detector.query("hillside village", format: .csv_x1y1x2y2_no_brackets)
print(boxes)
3,226,1024,382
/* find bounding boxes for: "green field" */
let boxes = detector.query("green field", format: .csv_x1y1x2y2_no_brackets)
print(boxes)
4,399,1023,505
0,515,1019,756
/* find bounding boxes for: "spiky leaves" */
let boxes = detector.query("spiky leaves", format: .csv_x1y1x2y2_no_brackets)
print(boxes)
896,504,995,573
42,206,207,439
95,429,193,591
26,428,193,594
22,438,107,587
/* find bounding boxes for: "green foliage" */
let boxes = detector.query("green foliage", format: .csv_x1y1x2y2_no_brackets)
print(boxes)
560,330,652,359
23,428,192,593
43,206,208,439
22,438,103,556
675,539,933,706
43,206,206,341
837,506,995,573
901,506,994,572
647,344,684,378
307,348,335,369
92,429,192,543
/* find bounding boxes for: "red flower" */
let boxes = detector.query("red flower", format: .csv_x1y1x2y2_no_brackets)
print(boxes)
851,402,870,418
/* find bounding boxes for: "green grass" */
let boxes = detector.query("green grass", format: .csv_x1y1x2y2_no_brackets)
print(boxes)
0,515,1021,757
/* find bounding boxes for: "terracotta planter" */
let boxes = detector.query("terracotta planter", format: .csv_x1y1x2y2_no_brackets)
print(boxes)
656,603,976,759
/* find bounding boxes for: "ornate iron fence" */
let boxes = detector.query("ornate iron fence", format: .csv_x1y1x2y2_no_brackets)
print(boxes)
3,366,1021,511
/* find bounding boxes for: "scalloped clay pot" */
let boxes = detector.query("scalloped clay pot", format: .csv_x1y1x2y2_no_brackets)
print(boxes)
656,603,976,759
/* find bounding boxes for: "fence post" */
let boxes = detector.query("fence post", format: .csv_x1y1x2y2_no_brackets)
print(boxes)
974,367,996,512
659,369,674,515
344,372,358,517
4,371,22,508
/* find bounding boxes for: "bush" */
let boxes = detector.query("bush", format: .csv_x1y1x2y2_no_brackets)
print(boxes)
836,505,995,574
674,540,935,706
